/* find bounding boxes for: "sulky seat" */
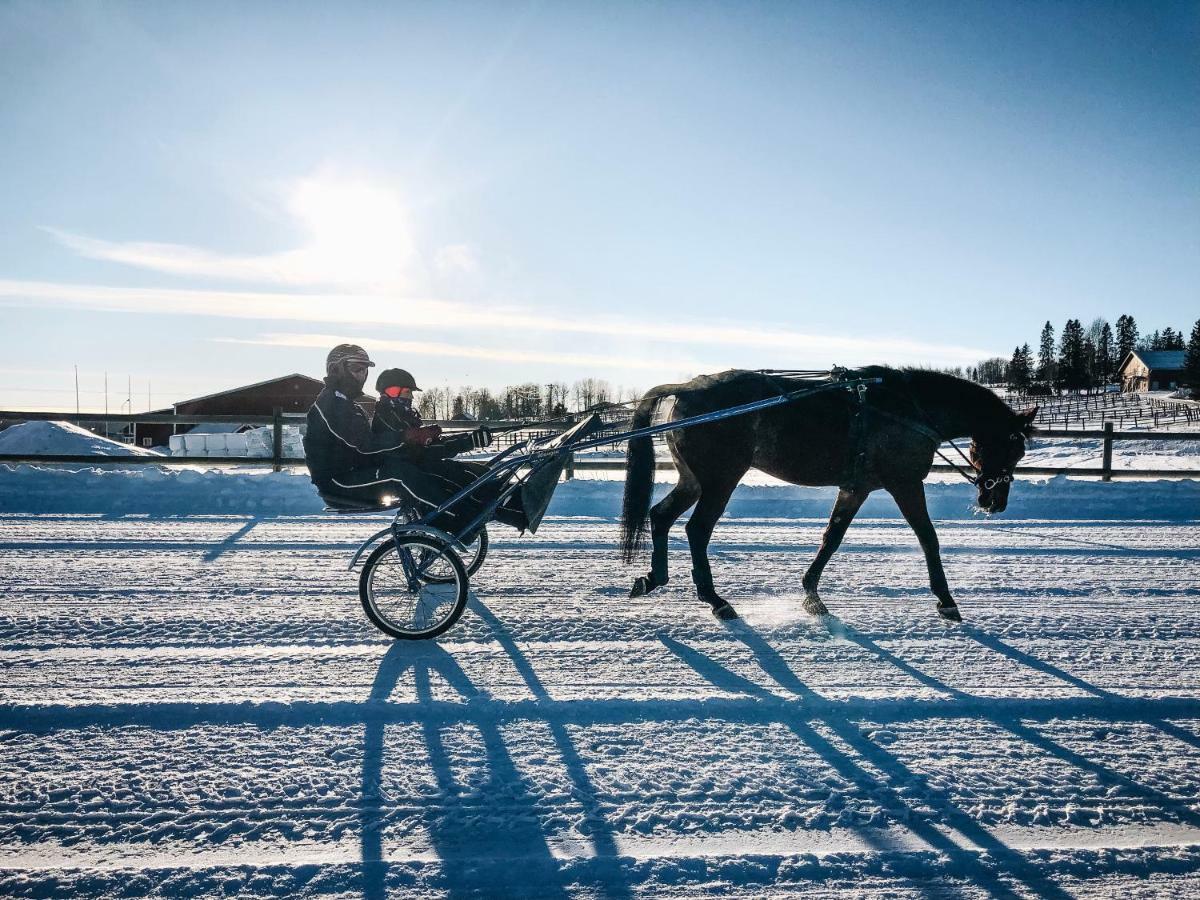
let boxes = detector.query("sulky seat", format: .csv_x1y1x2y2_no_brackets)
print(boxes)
319,490,410,516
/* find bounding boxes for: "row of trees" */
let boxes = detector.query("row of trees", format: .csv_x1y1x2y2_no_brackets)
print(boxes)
974,315,1200,394
415,378,641,421
409,316,1200,421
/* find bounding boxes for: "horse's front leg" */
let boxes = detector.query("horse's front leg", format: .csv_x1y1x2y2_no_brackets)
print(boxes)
885,480,961,622
802,488,868,615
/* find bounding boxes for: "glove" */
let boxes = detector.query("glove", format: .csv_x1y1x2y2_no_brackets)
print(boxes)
471,426,494,450
405,424,442,447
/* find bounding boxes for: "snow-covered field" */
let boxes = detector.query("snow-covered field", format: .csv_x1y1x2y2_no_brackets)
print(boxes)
2,469,1200,898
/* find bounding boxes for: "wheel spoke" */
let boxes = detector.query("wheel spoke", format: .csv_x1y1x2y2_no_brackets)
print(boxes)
361,536,469,639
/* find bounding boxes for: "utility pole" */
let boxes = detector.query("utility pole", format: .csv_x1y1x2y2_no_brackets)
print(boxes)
74,365,80,419
104,372,109,437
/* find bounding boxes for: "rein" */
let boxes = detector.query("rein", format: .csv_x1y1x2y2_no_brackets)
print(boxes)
863,404,981,486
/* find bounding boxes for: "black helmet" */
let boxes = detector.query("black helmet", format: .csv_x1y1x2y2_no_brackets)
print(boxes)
375,367,422,392
325,343,374,376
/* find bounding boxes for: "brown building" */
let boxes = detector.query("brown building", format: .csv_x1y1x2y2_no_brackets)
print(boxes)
134,374,342,448
1116,350,1187,393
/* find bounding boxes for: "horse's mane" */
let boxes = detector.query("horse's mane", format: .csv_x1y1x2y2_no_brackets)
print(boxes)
859,366,1020,430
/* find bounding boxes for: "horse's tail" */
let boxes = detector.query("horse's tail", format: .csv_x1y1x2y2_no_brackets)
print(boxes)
619,394,662,564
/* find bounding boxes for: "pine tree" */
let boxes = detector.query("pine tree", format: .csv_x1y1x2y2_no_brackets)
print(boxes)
1098,321,1115,383
1115,314,1138,362
1007,344,1032,392
1082,337,1097,389
1057,318,1087,390
1038,321,1056,382
1185,319,1200,396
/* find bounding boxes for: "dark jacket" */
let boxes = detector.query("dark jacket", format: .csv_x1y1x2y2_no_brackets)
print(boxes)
371,397,483,461
370,396,439,461
303,378,407,488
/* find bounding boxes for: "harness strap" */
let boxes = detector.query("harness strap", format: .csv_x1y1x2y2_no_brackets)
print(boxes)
842,393,981,487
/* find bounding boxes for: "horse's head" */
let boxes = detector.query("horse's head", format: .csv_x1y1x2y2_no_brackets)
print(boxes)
970,406,1038,513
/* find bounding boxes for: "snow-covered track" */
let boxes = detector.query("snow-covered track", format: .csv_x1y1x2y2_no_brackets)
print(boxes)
2,512,1199,898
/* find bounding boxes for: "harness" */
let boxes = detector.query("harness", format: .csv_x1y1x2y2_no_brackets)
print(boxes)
758,369,986,490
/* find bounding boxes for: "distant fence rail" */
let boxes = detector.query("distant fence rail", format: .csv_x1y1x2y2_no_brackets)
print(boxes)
1,410,1198,480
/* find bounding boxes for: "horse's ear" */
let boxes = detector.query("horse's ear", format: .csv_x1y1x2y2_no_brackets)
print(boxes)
1018,406,1038,435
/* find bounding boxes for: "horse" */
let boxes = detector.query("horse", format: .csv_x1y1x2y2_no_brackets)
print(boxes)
619,367,1037,622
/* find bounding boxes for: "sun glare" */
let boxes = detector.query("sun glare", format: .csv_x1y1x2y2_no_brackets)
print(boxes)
287,174,416,287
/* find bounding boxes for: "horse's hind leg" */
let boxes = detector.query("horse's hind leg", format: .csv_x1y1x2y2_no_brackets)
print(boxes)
802,488,869,615
886,480,961,622
684,474,743,620
630,464,700,598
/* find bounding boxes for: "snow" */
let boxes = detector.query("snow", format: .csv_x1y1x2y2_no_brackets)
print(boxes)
0,419,162,456
2,461,1199,520
1,465,1198,897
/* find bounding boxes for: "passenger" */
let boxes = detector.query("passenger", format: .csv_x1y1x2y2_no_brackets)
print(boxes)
371,366,527,532
303,344,525,533
371,367,493,463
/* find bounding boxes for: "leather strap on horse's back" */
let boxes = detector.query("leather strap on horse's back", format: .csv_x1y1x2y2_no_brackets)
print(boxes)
841,381,871,490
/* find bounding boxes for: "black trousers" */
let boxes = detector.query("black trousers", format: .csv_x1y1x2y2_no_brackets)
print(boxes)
330,456,521,533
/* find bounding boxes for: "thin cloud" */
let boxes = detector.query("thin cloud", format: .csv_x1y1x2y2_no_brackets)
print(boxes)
219,333,708,372
43,171,420,289
0,279,997,366
44,228,315,284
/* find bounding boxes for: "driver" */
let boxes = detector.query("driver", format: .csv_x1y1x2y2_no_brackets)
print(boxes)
303,344,526,532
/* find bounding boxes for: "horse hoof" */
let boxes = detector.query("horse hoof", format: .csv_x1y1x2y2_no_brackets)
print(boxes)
711,603,739,621
937,603,962,623
803,594,829,616
630,577,650,598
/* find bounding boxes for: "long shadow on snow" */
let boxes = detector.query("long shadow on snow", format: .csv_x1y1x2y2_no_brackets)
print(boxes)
199,518,259,562
361,641,571,900
960,626,1200,800
668,624,1077,900
468,595,634,900
835,621,1200,834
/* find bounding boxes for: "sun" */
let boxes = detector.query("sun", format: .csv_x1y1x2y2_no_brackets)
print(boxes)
286,173,417,288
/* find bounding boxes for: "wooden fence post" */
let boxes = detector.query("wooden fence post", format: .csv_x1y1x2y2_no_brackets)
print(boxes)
272,407,283,473
1101,421,1113,482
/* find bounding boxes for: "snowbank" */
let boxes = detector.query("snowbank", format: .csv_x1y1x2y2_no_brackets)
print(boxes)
0,464,1196,519
0,420,161,457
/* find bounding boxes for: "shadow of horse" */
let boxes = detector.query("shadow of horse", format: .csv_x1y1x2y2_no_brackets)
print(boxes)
663,621,1074,900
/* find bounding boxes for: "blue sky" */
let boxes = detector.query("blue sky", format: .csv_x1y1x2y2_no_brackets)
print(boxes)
1,0,1196,411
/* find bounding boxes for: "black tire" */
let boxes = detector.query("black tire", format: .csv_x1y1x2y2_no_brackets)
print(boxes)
421,527,489,582
359,534,469,639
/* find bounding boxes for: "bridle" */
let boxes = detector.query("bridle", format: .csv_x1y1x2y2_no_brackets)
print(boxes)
968,432,1028,491
908,417,1025,490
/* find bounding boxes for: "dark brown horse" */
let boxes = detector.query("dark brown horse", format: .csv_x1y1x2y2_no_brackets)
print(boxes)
619,367,1036,622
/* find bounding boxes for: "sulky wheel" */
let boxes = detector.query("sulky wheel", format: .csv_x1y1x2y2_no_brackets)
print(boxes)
359,533,469,639
419,526,488,583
